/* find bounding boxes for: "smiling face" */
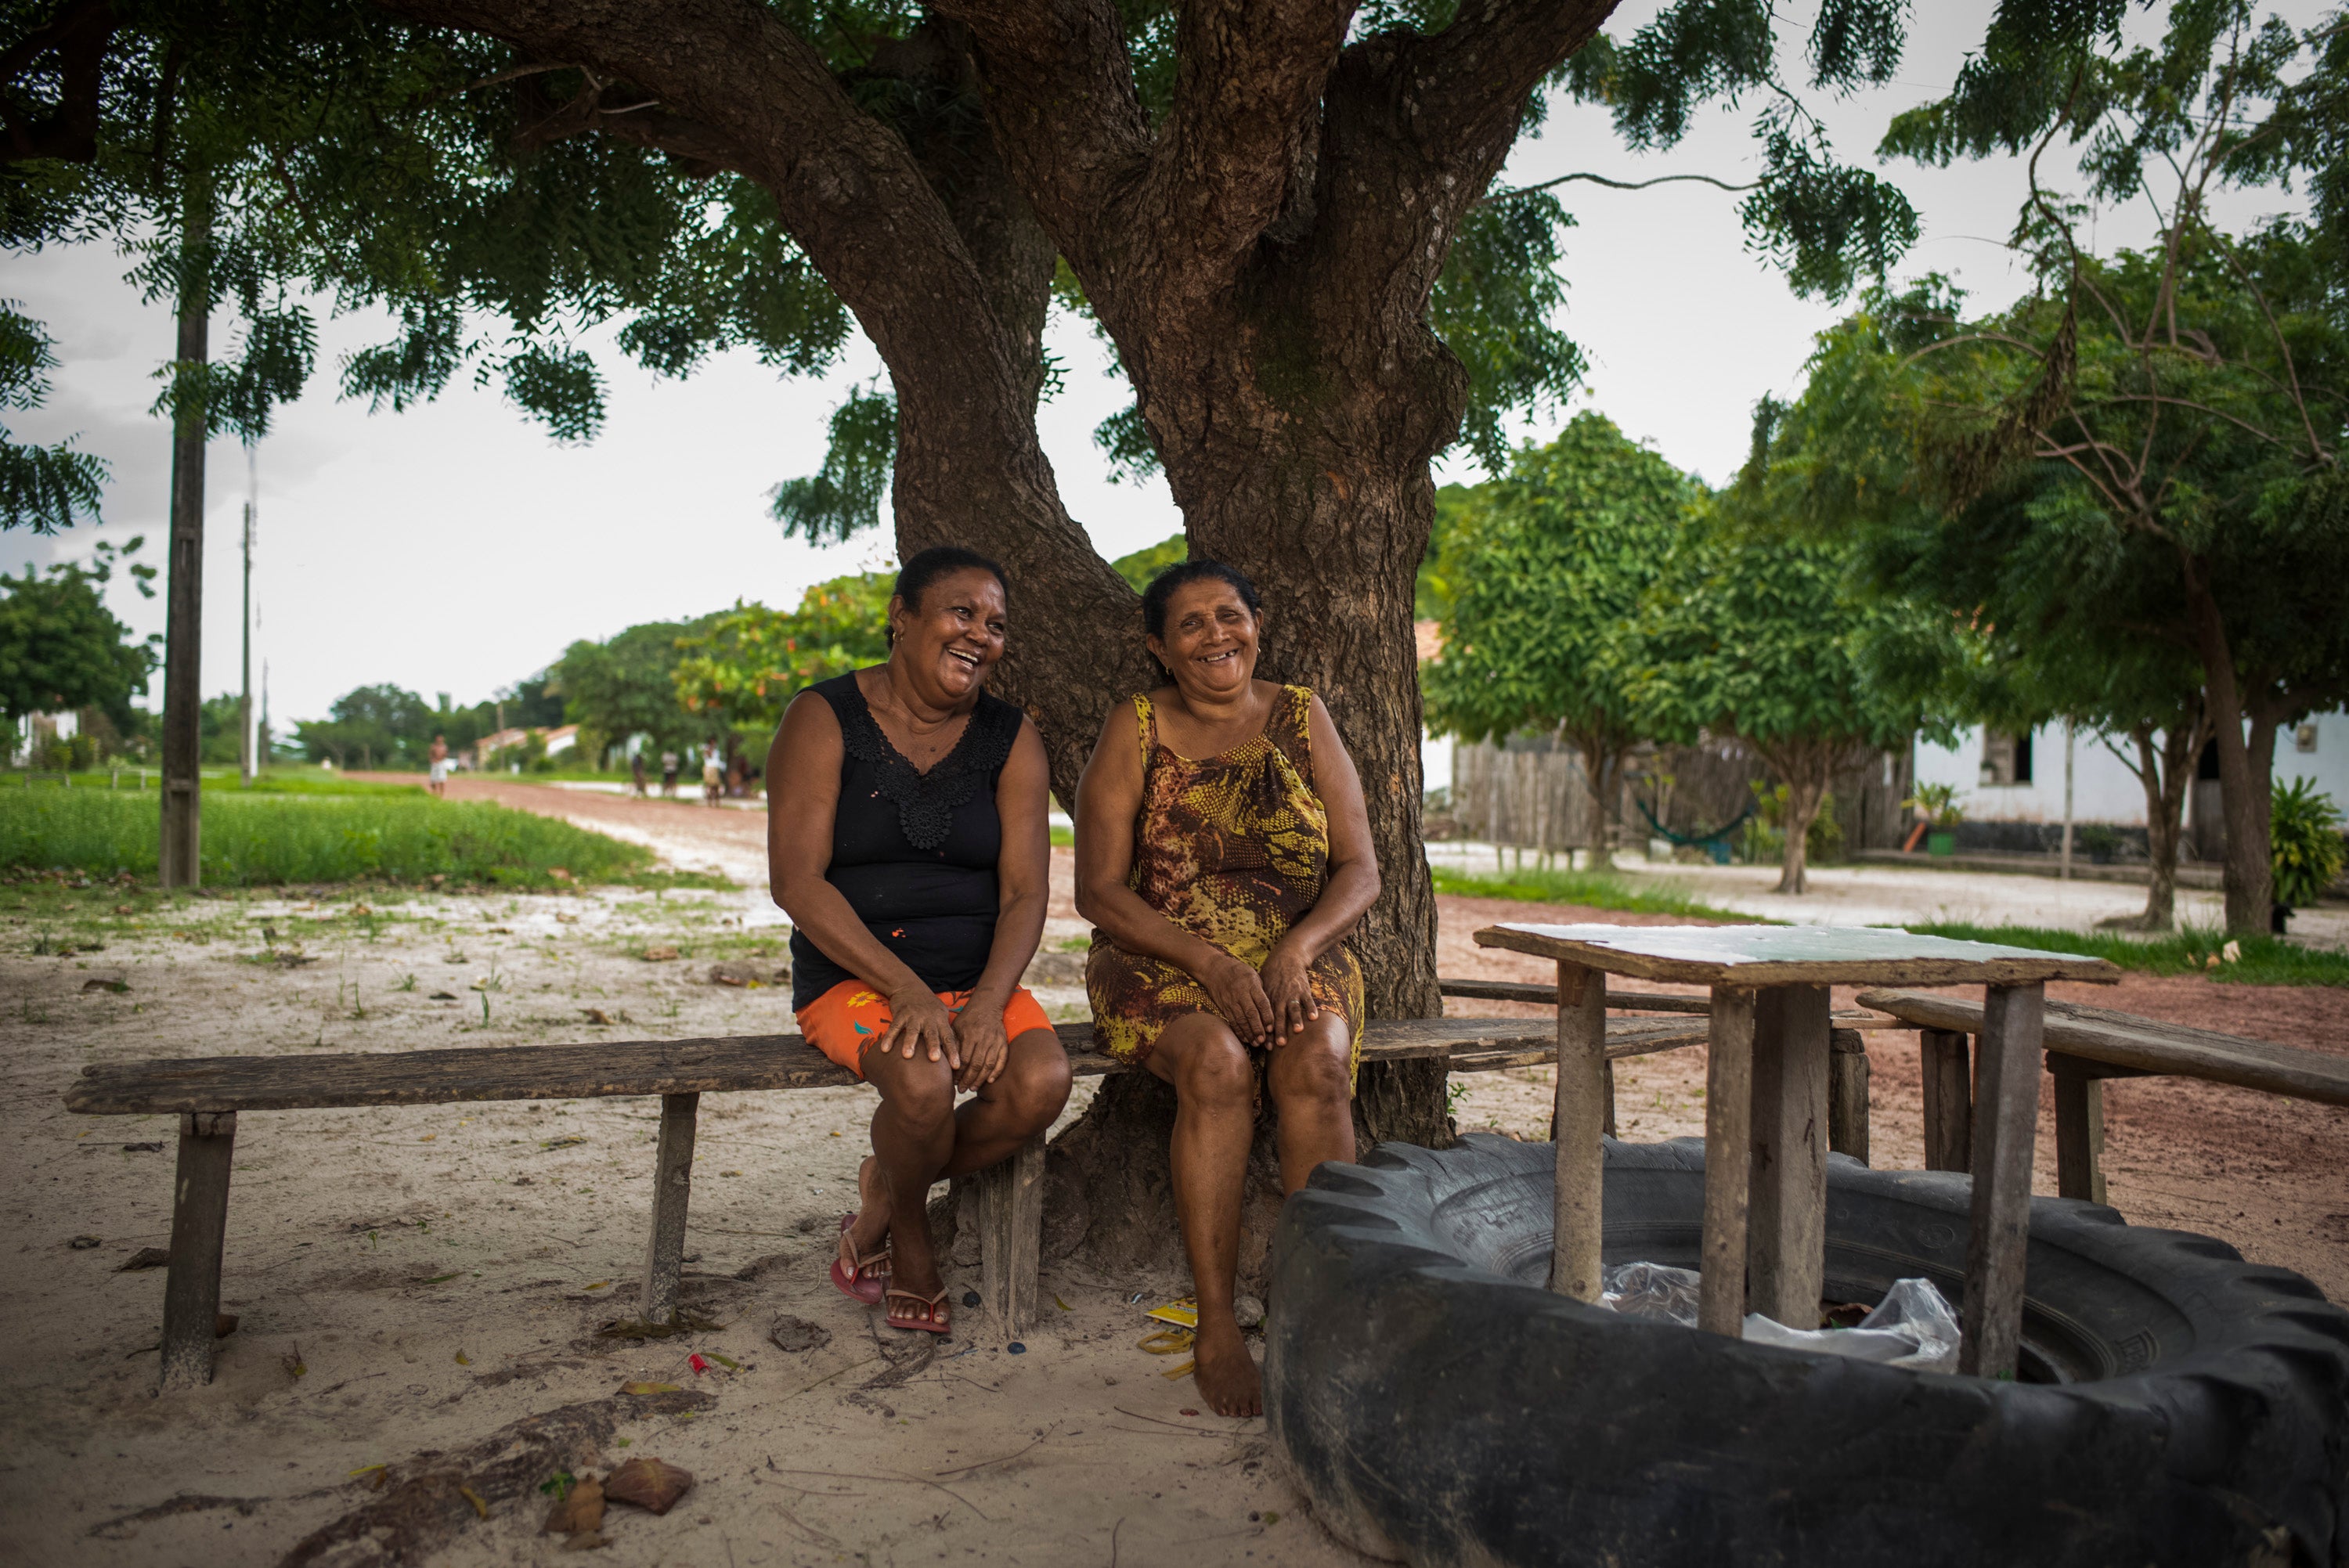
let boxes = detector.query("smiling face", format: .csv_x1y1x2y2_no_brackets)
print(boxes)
888,567,1008,704
1148,578,1260,700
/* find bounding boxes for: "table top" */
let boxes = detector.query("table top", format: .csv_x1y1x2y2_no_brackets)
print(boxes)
1472,922,2121,986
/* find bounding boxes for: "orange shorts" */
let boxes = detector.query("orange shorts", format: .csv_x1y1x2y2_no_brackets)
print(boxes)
796,979,1054,1080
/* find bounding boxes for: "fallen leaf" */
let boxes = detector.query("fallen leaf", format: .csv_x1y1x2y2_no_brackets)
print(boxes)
352,903,373,917
454,1350,471,1365
121,1141,163,1154
489,926,514,934
641,946,680,962
429,990,459,1000
348,1463,386,1480
720,1170,742,1177
81,977,128,993
420,1133,436,1143
603,1457,694,1516
1262,1510,1281,1524
283,1346,307,1379
68,1235,99,1249
555,912,579,924
1054,1294,1072,1312
543,1475,604,1535
117,1247,170,1272
113,903,134,915
459,1484,488,1519
620,1381,681,1396
420,1272,460,1285
548,867,572,881
580,1008,612,1026
215,1314,239,1338
541,1136,586,1151
583,1280,610,1291
705,1351,741,1370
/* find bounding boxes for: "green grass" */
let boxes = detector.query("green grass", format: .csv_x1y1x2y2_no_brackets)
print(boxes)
1903,921,2349,987
0,788,687,889
1429,863,1759,923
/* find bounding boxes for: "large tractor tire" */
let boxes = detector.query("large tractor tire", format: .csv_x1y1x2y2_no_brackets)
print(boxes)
1266,1135,2349,1567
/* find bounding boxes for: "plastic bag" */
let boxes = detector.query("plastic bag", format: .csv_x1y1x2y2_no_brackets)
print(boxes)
1595,1264,1961,1375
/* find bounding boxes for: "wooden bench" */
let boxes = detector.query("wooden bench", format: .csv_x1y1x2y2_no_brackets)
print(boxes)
1856,988,2349,1205
67,1012,1743,1391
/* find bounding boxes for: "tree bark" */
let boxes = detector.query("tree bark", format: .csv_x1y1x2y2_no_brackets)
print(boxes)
1570,730,1620,870
159,189,210,889
2123,702,2206,932
2184,564,2274,935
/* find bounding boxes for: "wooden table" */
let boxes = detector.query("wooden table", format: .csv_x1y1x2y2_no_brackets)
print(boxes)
1473,923,2120,1378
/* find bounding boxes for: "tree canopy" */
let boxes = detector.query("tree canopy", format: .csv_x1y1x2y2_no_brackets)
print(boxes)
0,540,157,726
672,572,892,748
553,615,721,755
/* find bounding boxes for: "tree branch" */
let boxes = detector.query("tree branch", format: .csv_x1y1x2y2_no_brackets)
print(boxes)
0,0,115,164
1481,168,1759,204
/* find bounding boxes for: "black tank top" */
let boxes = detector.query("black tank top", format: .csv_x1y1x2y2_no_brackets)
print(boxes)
788,671,1025,1010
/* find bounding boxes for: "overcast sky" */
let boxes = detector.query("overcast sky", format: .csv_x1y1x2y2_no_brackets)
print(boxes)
1,2,2322,727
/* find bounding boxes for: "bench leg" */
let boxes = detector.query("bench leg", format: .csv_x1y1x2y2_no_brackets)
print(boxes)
1828,1028,1870,1166
1602,1058,1618,1140
976,1132,1046,1337
1748,986,1830,1328
641,1092,698,1328
1919,1028,1973,1173
2050,1055,2106,1205
1960,983,2044,1380
1548,961,1608,1302
1698,986,1759,1336
160,1111,236,1393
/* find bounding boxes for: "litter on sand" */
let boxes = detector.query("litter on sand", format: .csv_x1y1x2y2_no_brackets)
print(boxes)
1597,1263,1961,1373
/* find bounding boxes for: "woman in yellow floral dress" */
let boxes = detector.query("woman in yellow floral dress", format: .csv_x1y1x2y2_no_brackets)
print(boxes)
1074,560,1380,1418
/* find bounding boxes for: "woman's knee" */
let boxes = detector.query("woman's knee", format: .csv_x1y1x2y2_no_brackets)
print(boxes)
1169,1026,1254,1108
1269,1032,1352,1108
998,1036,1073,1127
875,1059,958,1134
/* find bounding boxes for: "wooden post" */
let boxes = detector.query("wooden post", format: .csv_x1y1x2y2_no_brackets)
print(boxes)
1698,986,1757,1336
1828,1028,1870,1165
2049,1054,2106,1205
1919,1029,1973,1173
1601,1058,1618,1140
640,1092,698,1327
158,191,211,890
1548,961,1607,1301
1747,986,1830,1328
1960,984,2045,1379
159,1111,236,1391
977,1132,1047,1336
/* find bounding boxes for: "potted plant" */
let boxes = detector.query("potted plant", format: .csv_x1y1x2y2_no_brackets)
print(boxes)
2271,777,2347,932
1904,783,1963,856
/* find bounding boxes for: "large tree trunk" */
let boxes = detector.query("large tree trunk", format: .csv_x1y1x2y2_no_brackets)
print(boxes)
2125,705,2206,932
159,191,210,889
1571,731,1618,870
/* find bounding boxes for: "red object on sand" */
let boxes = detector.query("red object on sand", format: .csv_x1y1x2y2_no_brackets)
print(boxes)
688,1354,709,1375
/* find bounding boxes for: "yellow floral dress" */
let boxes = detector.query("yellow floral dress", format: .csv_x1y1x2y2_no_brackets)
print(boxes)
1085,684,1364,1084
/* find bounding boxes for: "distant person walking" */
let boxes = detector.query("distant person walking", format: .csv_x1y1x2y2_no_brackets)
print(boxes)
630,750,648,798
702,743,725,807
428,735,449,798
659,749,680,798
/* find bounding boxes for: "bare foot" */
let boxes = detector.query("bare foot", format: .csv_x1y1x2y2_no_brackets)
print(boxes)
1193,1314,1261,1418
846,1155,890,1256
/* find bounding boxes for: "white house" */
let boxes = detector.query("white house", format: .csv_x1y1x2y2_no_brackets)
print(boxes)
1914,711,2349,843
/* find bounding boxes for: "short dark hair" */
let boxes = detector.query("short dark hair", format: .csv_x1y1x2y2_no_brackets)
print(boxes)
894,546,1009,615
1141,558,1261,638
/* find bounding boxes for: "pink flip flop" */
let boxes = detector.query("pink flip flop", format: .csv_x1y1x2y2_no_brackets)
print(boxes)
829,1212,890,1305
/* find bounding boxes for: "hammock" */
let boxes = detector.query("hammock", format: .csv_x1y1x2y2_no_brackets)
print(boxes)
1636,796,1755,865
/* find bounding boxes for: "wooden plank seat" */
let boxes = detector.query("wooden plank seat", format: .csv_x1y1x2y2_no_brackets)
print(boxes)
67,1013,1723,1392
1856,987,2349,1204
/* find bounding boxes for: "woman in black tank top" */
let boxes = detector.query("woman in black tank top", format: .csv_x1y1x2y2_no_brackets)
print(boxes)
767,547,1069,1336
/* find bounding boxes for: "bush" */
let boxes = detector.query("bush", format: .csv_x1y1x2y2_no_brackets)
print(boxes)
0,789,658,886
2272,777,2347,910
1741,782,1842,866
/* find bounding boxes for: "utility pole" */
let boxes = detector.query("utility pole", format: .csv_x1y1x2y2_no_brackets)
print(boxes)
239,447,255,788
160,188,212,888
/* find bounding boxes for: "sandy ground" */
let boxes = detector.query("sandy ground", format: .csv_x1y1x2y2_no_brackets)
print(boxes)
2,781,2343,1565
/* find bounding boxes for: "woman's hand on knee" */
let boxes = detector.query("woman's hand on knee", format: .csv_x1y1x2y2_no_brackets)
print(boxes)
951,1004,1011,1091
1197,953,1276,1045
879,986,961,1069
1261,940,1320,1041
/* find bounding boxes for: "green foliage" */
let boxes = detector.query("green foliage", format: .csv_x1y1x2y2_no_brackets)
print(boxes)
2271,778,2346,910
554,617,718,754
1427,863,1758,923
0,547,157,725
1741,782,1843,865
0,301,107,532
673,573,893,743
1423,413,1697,753
0,789,660,887
294,683,441,770
1903,921,2349,989
197,691,269,765
1429,195,1582,474
1903,781,1961,827
1092,404,1162,486
770,387,896,543
1110,534,1186,593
